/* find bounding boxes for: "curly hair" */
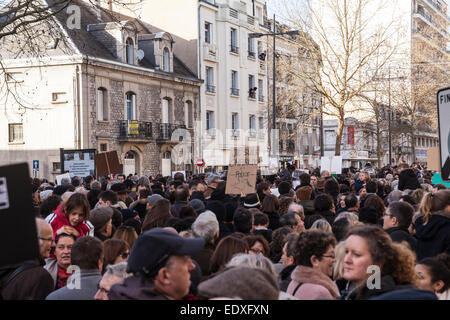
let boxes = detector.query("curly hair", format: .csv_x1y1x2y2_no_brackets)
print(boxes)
269,226,294,263
294,230,336,267
347,225,416,285
279,196,294,216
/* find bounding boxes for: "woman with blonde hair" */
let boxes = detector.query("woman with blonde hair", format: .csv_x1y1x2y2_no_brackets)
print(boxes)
112,225,138,249
310,219,332,233
341,225,418,299
414,189,450,261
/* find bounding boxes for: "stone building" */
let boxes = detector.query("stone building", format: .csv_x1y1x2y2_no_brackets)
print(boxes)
0,0,201,179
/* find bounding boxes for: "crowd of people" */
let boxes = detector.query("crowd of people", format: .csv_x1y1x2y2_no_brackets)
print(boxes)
1,161,449,300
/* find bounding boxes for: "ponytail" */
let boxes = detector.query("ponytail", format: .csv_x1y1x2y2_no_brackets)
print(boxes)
419,192,433,224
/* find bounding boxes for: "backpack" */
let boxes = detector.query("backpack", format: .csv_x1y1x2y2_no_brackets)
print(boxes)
0,263,40,300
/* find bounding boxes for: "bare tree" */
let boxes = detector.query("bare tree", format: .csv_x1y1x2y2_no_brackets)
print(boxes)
273,0,407,155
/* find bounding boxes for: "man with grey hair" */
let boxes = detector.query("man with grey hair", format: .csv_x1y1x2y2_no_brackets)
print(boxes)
60,177,71,186
94,262,131,300
191,211,219,276
386,190,403,206
288,203,304,220
90,180,102,191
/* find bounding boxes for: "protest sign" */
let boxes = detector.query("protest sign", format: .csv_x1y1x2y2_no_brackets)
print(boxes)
0,163,39,267
225,165,258,195
320,156,342,174
95,151,121,177
427,147,440,171
60,148,96,178
56,173,71,185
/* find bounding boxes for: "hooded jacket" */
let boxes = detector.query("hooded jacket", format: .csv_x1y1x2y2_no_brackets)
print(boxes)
286,265,340,300
398,169,421,191
385,226,417,252
414,211,450,261
45,204,92,240
108,275,170,300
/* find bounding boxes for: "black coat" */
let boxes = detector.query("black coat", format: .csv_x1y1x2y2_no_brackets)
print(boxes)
385,227,417,252
0,259,54,300
341,275,415,300
414,211,450,261
265,211,280,231
398,169,421,191
279,264,296,292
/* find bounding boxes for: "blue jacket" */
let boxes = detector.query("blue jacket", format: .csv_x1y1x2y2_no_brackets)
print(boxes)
414,211,450,261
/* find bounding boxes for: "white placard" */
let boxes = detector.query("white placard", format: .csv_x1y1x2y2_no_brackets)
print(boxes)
172,170,186,180
320,156,342,174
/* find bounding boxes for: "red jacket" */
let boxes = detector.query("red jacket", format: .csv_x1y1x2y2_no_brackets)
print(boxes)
46,203,91,240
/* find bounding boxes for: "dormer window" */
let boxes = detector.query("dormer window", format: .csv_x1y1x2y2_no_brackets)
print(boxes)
126,37,134,64
163,48,170,72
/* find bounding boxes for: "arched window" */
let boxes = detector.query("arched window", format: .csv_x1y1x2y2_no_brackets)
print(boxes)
126,38,134,64
126,92,136,120
163,47,170,72
97,87,108,121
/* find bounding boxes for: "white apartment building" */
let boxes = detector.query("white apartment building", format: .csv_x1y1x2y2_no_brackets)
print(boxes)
105,0,271,171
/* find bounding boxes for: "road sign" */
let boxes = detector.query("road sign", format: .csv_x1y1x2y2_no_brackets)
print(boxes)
437,87,450,180
196,159,205,167
33,160,39,170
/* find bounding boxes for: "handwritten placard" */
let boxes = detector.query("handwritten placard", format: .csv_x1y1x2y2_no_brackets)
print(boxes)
225,165,258,195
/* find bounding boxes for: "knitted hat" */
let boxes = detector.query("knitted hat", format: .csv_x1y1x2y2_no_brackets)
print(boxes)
147,194,164,206
189,199,205,214
89,207,114,232
197,267,279,300
40,190,53,201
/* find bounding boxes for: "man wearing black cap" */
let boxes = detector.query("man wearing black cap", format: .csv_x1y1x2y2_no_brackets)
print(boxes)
108,228,204,300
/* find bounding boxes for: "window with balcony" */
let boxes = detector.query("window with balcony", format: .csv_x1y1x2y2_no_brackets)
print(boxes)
206,67,215,93
126,92,136,120
206,110,215,136
248,37,255,58
248,75,256,98
97,87,108,121
205,22,212,44
232,113,239,136
249,115,256,138
258,79,264,101
8,123,23,143
230,28,239,53
231,70,239,95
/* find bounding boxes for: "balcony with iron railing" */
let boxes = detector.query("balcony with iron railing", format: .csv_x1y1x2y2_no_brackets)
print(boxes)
206,84,216,94
119,120,152,140
231,88,240,96
248,90,256,99
258,94,264,102
230,44,239,54
156,123,187,142
248,51,256,59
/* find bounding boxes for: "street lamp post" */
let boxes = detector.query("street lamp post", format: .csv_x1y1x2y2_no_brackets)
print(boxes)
249,16,300,159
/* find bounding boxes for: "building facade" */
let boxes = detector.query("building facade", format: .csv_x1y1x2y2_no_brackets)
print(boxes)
0,0,201,179
102,0,271,172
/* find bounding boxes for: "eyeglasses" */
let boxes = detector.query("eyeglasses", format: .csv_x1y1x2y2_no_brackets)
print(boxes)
322,254,336,259
121,252,129,259
249,248,264,255
39,237,55,243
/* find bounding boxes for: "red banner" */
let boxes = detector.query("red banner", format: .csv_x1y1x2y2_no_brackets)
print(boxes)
348,126,355,145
